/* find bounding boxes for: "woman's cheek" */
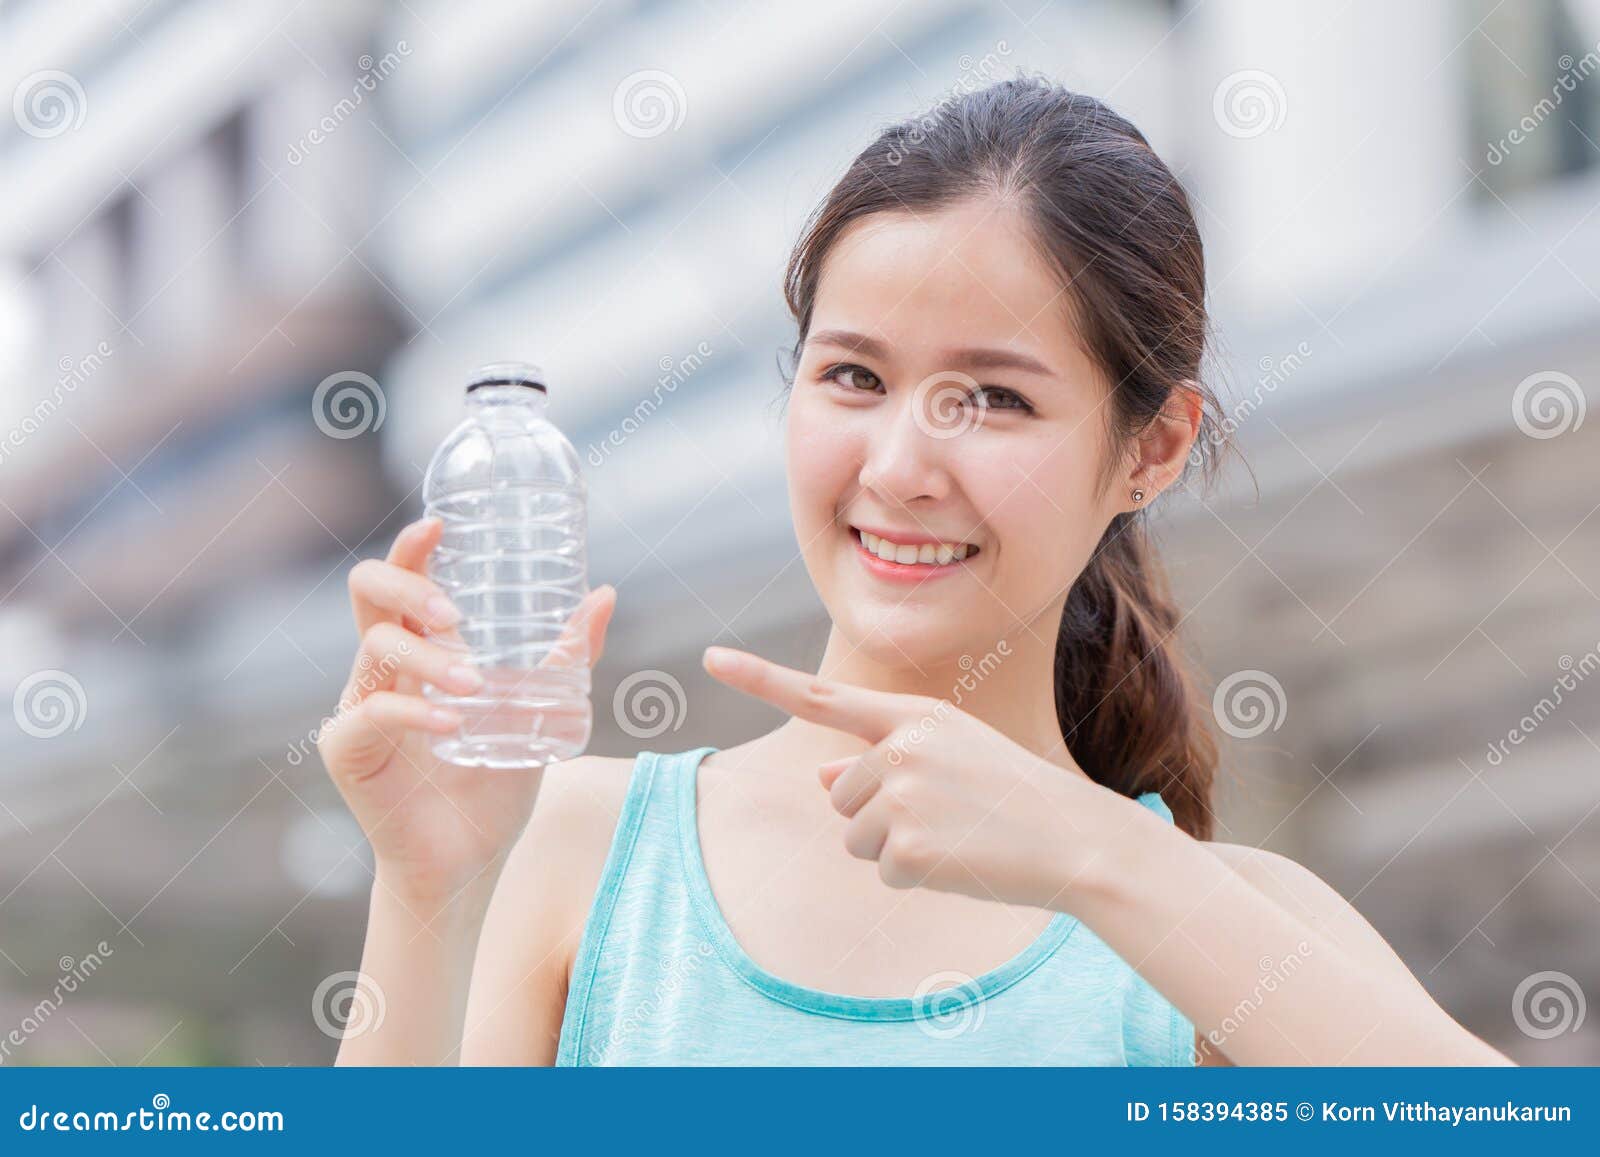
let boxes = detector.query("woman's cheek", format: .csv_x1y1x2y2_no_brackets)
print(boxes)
786,397,856,535
976,448,1092,610
969,447,1043,533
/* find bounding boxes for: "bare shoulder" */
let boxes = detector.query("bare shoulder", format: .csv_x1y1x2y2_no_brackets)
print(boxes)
460,753,638,1065
526,754,638,850
1198,841,1430,996
509,753,639,934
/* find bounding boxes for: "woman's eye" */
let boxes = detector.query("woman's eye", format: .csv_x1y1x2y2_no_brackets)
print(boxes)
823,363,882,392
818,365,1031,414
975,385,1032,413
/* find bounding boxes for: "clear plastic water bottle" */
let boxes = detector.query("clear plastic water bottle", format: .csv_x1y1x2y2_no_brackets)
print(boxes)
421,362,592,768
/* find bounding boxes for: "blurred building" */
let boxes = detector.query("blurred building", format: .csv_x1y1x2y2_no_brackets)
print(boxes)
0,0,1596,1063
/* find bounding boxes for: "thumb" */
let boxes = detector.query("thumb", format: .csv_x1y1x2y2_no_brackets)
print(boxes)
818,756,856,789
581,584,617,666
543,584,616,669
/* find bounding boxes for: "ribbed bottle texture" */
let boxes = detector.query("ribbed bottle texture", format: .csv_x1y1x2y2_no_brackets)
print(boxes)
421,363,592,768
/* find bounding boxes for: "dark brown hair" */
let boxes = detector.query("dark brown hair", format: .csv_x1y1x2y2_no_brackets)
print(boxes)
782,74,1225,840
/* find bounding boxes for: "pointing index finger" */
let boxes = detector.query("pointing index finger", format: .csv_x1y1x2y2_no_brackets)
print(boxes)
702,646,906,743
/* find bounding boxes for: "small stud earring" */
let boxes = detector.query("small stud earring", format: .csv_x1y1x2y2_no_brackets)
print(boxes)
1131,488,1146,503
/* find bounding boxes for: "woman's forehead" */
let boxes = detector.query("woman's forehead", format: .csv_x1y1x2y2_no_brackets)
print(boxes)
811,205,1087,372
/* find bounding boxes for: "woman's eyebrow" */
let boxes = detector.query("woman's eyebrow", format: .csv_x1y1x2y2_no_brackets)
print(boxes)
807,328,1053,376
807,329,890,360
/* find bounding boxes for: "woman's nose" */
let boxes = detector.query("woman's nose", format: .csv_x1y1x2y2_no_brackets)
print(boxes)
858,384,963,504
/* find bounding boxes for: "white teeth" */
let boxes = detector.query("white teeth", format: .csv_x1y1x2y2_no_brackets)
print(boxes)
856,528,974,565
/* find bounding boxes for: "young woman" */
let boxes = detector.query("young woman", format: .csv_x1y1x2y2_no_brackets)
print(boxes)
320,76,1512,1066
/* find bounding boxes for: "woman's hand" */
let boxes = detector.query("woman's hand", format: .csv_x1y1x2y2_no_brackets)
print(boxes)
702,645,1116,912
317,517,616,906
703,647,1522,1066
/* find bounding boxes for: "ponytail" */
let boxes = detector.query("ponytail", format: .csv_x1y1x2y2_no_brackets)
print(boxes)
1056,514,1217,840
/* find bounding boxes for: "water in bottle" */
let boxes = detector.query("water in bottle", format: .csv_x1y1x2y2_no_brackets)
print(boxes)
421,362,592,768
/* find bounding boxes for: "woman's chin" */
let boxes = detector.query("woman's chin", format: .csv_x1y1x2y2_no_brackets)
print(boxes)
830,612,968,671
814,551,1001,669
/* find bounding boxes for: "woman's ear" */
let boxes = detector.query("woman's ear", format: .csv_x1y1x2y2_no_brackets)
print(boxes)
1126,380,1204,509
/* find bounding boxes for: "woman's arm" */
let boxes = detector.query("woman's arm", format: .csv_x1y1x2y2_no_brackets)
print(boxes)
1067,792,1515,1066
321,528,619,1066
459,754,636,1064
339,753,631,1066
335,873,499,1065
692,648,1513,1066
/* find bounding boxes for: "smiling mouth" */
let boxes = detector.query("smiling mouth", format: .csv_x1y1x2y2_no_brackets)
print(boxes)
848,525,980,568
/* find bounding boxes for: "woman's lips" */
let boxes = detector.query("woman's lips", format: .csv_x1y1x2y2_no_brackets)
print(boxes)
849,526,976,584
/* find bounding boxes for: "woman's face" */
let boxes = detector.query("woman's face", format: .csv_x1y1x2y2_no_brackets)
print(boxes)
786,197,1137,670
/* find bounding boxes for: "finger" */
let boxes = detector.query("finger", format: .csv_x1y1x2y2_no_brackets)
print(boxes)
395,518,468,649
841,799,892,862
344,622,485,705
702,646,909,743
351,519,446,637
829,755,883,818
544,585,616,669
318,691,461,780
585,584,616,665
388,516,442,572
817,756,855,789
350,556,461,639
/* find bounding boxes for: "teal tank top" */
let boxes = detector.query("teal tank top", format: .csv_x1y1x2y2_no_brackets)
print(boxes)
555,746,1196,1066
